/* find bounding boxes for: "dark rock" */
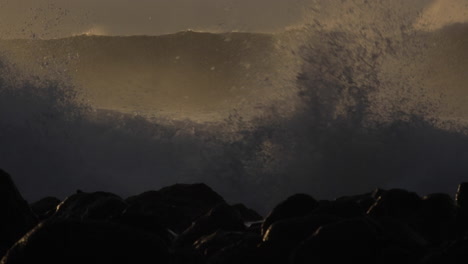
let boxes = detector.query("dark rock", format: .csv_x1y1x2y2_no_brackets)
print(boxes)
455,182,468,209
372,188,387,200
126,183,225,233
112,211,175,246
313,199,366,218
420,239,468,264
54,191,127,221
413,193,456,244
336,192,377,213
263,214,340,246
0,169,37,258
261,193,318,235
290,218,379,264
0,218,171,264
260,214,340,263
231,204,263,222
367,189,422,221
204,232,262,264
246,221,262,234
455,182,468,236
175,203,245,248
376,217,428,260
30,197,61,220
194,230,252,258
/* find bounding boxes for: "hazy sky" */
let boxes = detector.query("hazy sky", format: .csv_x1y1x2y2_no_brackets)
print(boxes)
0,0,312,39
0,0,466,39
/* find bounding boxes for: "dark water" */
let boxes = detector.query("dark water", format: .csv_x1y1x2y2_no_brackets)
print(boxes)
0,2,467,214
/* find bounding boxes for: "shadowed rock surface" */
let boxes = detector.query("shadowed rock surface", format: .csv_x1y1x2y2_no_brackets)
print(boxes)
54,191,128,221
261,193,318,235
30,197,61,220
175,203,245,248
0,219,171,264
125,183,226,233
0,170,37,259
2,168,468,263
231,204,263,222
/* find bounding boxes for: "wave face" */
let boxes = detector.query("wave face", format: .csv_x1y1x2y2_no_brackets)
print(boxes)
0,32,281,121
0,1,468,213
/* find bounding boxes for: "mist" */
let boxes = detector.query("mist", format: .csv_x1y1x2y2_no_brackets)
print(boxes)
0,0,467,214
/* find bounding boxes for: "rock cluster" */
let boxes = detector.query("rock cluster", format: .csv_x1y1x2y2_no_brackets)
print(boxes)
1,168,468,263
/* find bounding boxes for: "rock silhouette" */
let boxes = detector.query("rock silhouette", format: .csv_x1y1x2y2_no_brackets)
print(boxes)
0,170,37,259
30,197,60,220
125,183,225,233
1,219,171,264
2,168,468,263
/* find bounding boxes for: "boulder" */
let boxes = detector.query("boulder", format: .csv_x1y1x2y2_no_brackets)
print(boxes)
175,203,245,248
54,191,127,221
367,189,422,221
30,197,60,220
231,204,263,222
260,214,340,263
194,230,252,258
290,218,379,264
112,211,175,246
0,218,171,264
413,193,456,244
263,214,340,246
420,239,468,264
455,182,468,236
126,183,225,233
455,182,468,209
313,199,366,219
0,169,37,258
261,194,318,235
203,232,262,264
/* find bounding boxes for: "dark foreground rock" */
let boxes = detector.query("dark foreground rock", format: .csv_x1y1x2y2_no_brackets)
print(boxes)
54,191,128,221
0,170,37,259
261,193,318,235
125,183,225,233
175,203,246,248
0,218,171,264
2,168,468,264
30,197,61,220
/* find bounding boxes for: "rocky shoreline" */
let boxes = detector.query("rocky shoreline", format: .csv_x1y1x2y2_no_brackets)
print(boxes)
1,168,467,264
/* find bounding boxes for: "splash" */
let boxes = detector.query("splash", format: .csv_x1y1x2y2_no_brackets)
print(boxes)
0,0,467,213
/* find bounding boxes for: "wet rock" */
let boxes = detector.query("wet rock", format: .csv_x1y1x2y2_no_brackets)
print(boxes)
112,212,175,246
313,199,366,218
231,204,263,222
54,191,127,221
260,214,340,263
126,183,225,233
204,232,262,264
290,218,379,264
372,188,387,200
455,182,468,209
261,193,318,235
263,214,340,246
30,197,60,220
194,230,252,258
246,221,262,234
0,169,37,258
455,182,468,236
336,192,376,213
175,203,245,248
376,217,428,261
367,189,422,221
420,239,468,264
413,193,456,244
1,218,171,264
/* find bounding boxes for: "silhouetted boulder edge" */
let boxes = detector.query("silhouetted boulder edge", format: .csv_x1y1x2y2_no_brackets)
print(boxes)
1,168,468,264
